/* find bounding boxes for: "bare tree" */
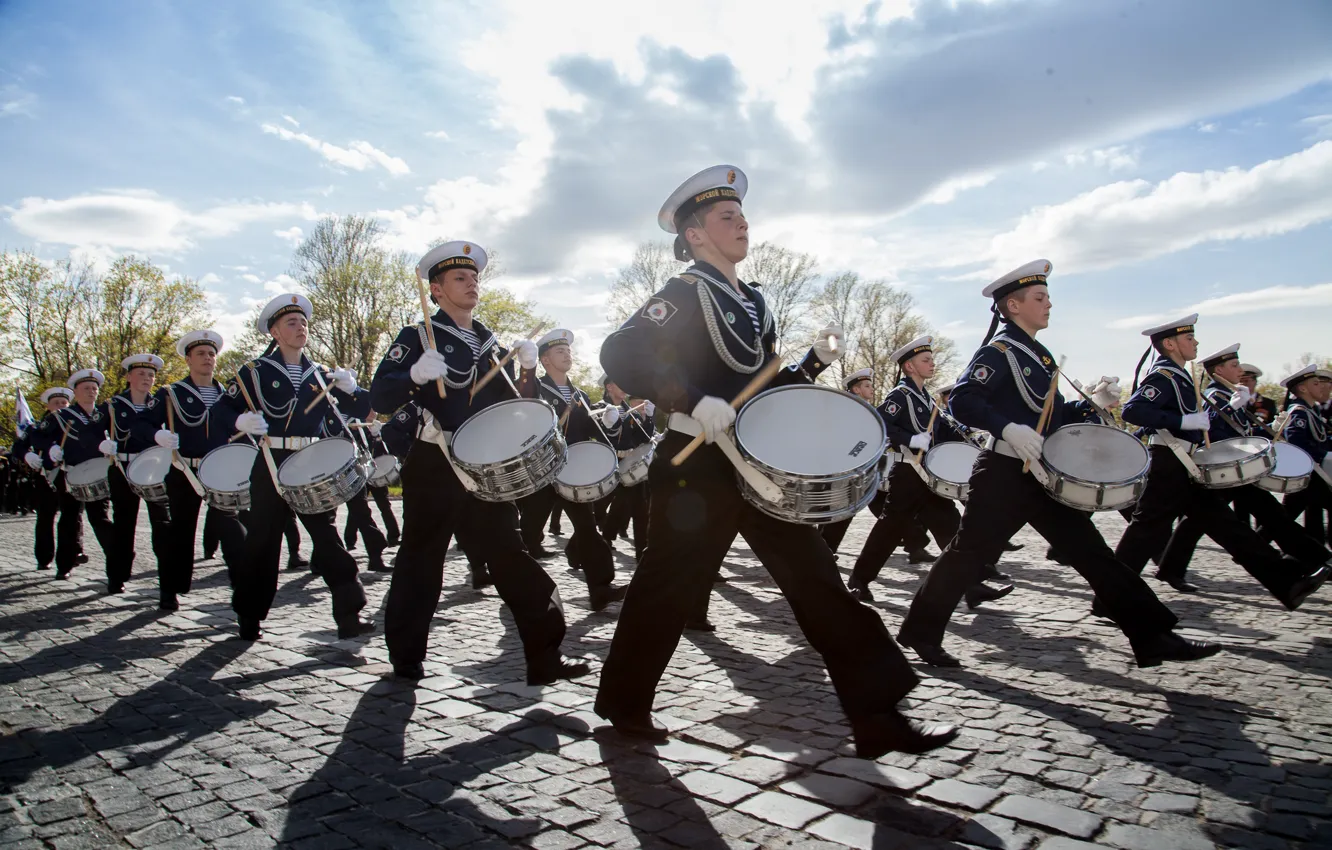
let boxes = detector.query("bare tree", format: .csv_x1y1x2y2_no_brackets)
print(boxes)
607,241,681,326
739,242,819,354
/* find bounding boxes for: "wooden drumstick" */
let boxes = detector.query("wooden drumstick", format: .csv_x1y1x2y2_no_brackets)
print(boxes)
1191,362,1211,449
916,403,939,465
416,270,447,399
1024,358,1063,473
470,349,517,398
166,395,206,497
235,366,281,484
671,357,786,467
303,381,335,415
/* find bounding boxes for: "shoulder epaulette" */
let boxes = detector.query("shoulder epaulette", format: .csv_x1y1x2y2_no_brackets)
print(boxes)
988,341,1008,353
675,273,701,286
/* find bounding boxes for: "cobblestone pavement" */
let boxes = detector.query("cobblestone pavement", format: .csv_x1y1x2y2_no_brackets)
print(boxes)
0,503,1330,850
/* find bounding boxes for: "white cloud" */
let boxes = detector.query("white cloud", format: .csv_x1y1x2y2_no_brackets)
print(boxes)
1063,146,1139,172
424,130,450,141
260,124,410,175
226,95,245,105
1108,282,1332,330
988,141,1332,274
7,191,319,252
1196,122,1218,133
1,85,37,118
922,173,997,206
263,273,298,295
282,114,300,127
274,226,304,245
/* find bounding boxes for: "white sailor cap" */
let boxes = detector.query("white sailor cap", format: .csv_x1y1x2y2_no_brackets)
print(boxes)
1141,314,1198,344
982,259,1052,300
1280,364,1332,389
417,240,487,282
1199,343,1239,368
537,328,575,356
258,293,312,333
177,329,224,357
1239,363,1263,378
67,368,106,389
891,335,933,365
659,165,747,234
935,380,958,396
599,373,612,387
843,368,873,390
121,353,164,373
40,387,74,404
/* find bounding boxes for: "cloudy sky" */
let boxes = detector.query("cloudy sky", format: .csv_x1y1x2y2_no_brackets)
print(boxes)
2,0,1330,385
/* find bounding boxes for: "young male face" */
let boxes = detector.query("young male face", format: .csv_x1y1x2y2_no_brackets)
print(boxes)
126,366,157,396
271,313,309,350
685,200,749,265
188,344,218,380
431,267,480,312
848,379,874,402
541,343,573,375
1005,285,1051,332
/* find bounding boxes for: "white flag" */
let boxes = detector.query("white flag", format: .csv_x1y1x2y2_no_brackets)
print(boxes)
14,389,34,431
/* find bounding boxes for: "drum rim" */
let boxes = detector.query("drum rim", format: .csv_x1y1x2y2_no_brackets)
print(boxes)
556,440,619,488
1266,441,1314,478
67,456,111,485
1040,422,1151,488
1192,436,1274,467
450,397,558,459
735,384,886,478
126,446,175,486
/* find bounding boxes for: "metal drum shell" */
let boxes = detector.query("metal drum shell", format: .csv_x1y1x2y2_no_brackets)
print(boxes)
450,398,567,503
368,454,401,488
922,442,981,502
555,442,620,503
277,440,371,515
125,446,173,504
1192,437,1275,490
616,441,655,488
1256,442,1312,495
66,457,111,503
198,443,257,513
1039,423,1152,513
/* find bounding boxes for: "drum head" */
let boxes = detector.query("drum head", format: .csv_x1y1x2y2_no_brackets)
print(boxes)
1194,437,1270,465
1043,424,1148,482
200,444,258,491
924,442,979,484
1271,442,1314,477
372,455,398,477
127,447,173,486
453,399,557,465
624,442,654,465
736,386,884,475
279,439,356,487
557,441,616,486
67,457,110,485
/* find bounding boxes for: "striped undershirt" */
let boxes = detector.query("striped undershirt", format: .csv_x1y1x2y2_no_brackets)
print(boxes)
739,297,760,335
284,362,303,390
454,326,482,358
197,386,220,408
557,384,573,403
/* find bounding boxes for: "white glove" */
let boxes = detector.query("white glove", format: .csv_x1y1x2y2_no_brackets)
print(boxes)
1001,423,1044,465
1091,379,1122,409
329,368,357,394
368,420,383,437
98,439,118,457
410,349,448,385
813,324,844,364
908,432,932,451
1180,412,1210,431
236,412,269,436
691,396,736,444
644,401,656,417
511,340,538,371
48,445,63,464
601,406,621,428
25,452,41,470
1228,385,1252,410
155,429,179,450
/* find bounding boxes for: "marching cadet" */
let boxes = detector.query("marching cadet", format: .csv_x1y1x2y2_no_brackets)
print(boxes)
339,412,391,574
34,370,117,584
819,369,890,556
223,294,376,641
1115,317,1326,610
598,376,654,562
98,354,171,596
369,241,587,684
1239,363,1279,427
518,329,627,611
142,330,244,611
22,388,73,570
595,164,957,757
1280,364,1332,546
346,418,401,549
895,261,1219,670
1152,345,1330,591
846,337,1013,607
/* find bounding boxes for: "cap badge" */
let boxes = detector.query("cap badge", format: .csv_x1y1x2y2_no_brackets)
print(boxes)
726,170,736,185
1043,262,1051,274
462,243,471,255
290,296,299,304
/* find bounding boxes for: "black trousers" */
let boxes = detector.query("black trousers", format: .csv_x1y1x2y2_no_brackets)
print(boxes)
595,432,919,723
232,450,365,624
1115,448,1306,600
604,483,650,557
55,473,114,574
165,467,244,594
385,441,566,670
520,486,615,589
1285,475,1331,546
899,451,1178,648
1157,483,1330,581
850,467,961,586
342,487,387,560
107,465,171,587
819,491,890,554
33,477,60,568
369,485,399,541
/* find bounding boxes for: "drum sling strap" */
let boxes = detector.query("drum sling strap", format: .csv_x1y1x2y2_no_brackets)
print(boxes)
419,410,480,493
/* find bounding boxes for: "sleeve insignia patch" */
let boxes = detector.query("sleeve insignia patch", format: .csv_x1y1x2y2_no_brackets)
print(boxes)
227,383,239,397
971,364,992,384
886,402,899,415
147,398,158,409
396,411,408,422
387,343,407,362
1293,418,1306,428
642,298,677,326
1142,386,1159,401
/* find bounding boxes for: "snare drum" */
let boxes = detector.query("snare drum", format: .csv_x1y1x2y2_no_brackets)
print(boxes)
733,385,885,524
198,443,257,512
1039,424,1150,512
617,441,654,487
368,454,401,488
66,457,111,503
921,442,980,502
555,441,619,503
1191,437,1275,489
277,439,370,515
125,446,174,503
450,398,566,502
1257,442,1313,494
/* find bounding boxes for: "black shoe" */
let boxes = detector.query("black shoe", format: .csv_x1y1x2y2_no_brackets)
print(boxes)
238,617,261,641
530,547,556,560
1280,565,1328,611
368,554,392,573
202,549,217,560
1089,598,1115,620
471,565,493,590
852,712,960,759
899,638,962,668
965,582,1013,609
847,579,874,602
1132,632,1223,668
599,713,669,743
1002,541,1023,552
981,564,1011,582
527,657,591,686
287,556,309,571
906,548,933,564
36,563,50,571
1046,547,1071,565
713,574,729,583
386,536,400,548
75,553,88,565
344,537,358,551
159,593,179,611
55,568,72,580
602,533,616,548
548,524,563,536
392,660,425,681
336,616,377,640
107,583,124,595
684,618,716,632
1155,572,1199,593
589,584,627,612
